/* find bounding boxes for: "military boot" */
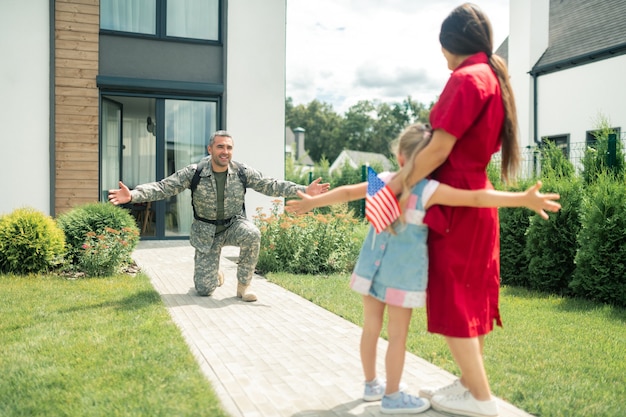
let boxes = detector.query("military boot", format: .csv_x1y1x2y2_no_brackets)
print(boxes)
237,282,257,302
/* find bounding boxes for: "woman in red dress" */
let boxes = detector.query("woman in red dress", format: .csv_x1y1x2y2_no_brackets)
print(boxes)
389,4,520,417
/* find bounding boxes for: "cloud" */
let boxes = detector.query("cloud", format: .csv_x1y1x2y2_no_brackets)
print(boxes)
286,0,510,114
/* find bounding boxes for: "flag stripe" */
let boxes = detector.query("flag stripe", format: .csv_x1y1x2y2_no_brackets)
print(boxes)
364,166,401,233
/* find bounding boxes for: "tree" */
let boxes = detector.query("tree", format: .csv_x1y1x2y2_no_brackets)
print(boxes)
285,96,433,163
340,100,376,152
285,98,343,162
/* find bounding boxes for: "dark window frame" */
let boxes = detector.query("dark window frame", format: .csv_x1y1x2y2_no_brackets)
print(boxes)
99,0,222,45
542,134,570,159
586,127,621,149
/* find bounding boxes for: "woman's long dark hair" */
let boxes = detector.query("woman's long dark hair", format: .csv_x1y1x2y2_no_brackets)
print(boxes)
440,3,520,183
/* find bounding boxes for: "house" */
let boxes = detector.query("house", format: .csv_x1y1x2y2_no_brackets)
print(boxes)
0,0,287,240
329,150,394,176
285,126,315,169
500,0,626,174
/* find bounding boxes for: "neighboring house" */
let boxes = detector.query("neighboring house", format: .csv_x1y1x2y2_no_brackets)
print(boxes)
501,0,626,174
329,150,394,176
285,126,315,170
0,0,287,240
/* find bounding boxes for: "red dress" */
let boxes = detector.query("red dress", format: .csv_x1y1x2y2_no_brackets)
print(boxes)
424,52,504,338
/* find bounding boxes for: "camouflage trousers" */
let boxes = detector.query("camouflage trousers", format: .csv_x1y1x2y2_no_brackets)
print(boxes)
192,218,261,296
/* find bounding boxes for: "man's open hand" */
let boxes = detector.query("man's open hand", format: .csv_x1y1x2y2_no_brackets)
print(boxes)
108,181,132,205
305,177,330,196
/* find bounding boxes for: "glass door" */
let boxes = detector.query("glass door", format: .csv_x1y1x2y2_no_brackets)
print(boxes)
101,95,157,237
100,95,217,239
163,99,217,236
100,98,122,202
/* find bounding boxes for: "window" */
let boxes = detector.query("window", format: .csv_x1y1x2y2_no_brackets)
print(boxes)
586,127,621,149
100,0,156,35
167,0,219,40
100,0,219,41
543,134,570,159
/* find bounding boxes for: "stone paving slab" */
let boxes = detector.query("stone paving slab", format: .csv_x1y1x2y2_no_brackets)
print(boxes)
132,240,533,417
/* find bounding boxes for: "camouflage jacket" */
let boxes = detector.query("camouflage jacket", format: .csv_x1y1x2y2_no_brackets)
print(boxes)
130,157,306,222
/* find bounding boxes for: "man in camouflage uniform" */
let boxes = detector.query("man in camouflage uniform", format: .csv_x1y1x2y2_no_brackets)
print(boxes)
108,130,329,301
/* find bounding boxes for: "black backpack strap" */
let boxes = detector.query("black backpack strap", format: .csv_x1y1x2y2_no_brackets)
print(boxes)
191,159,208,193
191,159,209,222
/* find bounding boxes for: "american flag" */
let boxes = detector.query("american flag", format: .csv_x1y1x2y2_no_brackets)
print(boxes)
365,167,401,234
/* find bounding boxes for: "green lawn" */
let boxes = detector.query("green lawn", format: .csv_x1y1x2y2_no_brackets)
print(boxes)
0,273,228,417
3,269,624,417
265,272,626,417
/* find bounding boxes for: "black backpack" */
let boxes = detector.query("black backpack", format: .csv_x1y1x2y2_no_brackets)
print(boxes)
190,159,248,222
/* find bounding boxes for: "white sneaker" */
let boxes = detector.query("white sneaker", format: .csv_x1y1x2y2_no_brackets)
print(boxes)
431,391,498,417
418,378,468,399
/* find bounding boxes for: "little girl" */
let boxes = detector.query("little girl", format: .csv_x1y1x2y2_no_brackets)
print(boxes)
286,123,560,415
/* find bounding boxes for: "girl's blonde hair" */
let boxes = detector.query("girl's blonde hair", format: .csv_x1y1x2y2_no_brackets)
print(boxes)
389,123,432,227
392,123,432,211
391,122,433,164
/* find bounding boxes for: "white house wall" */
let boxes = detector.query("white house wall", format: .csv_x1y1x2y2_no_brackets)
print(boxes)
0,0,50,215
536,54,626,143
226,0,287,217
508,0,549,150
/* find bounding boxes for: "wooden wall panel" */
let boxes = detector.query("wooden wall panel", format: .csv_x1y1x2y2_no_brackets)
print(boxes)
54,0,100,214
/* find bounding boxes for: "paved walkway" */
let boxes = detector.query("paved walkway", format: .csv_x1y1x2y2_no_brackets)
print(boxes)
132,240,532,417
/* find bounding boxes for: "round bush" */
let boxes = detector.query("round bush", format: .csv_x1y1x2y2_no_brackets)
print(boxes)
0,207,66,274
56,202,139,265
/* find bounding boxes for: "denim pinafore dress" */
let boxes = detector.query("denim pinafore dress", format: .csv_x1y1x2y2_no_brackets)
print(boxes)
350,177,439,308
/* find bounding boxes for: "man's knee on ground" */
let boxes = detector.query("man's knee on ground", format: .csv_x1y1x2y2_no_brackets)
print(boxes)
195,281,217,297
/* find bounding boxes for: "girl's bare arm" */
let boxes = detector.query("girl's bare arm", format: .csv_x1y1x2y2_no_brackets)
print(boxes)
427,181,561,220
285,182,368,214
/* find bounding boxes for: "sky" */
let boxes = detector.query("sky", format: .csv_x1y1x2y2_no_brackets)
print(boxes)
286,0,510,115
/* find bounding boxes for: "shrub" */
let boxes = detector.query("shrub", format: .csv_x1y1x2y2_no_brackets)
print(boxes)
330,163,367,218
56,203,139,273
486,159,502,190
79,227,139,277
524,177,583,294
254,200,367,275
540,140,576,179
581,116,625,184
570,173,626,306
498,178,536,287
285,156,331,186
0,207,66,274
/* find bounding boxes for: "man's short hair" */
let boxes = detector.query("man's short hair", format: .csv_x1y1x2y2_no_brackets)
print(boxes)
209,130,232,145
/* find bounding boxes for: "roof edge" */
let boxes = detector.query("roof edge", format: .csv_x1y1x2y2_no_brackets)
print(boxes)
531,43,626,76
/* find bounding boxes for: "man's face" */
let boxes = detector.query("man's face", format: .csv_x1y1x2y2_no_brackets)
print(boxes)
207,135,233,172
